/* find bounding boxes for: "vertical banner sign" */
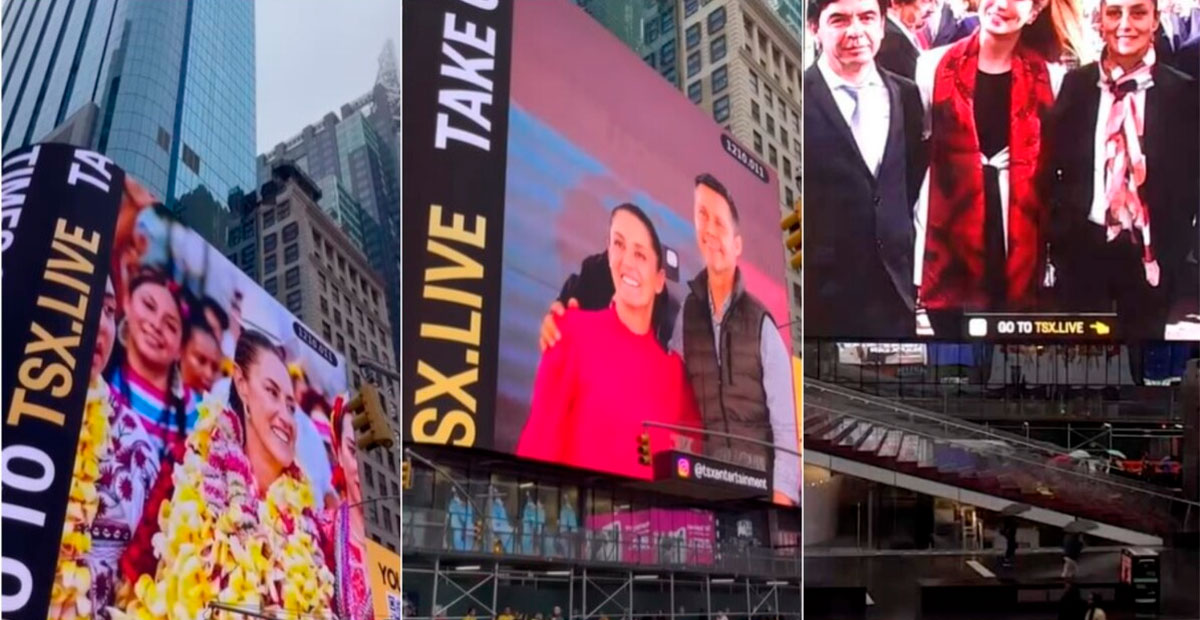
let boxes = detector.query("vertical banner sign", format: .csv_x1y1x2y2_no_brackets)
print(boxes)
366,539,404,619
402,0,514,450
1,144,123,620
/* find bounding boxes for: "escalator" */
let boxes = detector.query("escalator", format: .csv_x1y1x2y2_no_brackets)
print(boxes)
804,379,1198,546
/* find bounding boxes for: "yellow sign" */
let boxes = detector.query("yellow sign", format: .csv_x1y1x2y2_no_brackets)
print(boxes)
367,538,404,619
792,356,803,454
1090,321,1111,335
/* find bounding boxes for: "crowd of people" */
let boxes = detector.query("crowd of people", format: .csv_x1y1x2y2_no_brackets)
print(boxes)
50,178,373,620
805,0,1200,340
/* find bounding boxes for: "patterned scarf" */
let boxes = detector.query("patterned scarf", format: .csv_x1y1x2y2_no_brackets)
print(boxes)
922,33,1056,311
1098,48,1158,286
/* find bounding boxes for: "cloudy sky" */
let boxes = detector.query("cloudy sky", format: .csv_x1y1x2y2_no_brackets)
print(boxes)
255,0,401,152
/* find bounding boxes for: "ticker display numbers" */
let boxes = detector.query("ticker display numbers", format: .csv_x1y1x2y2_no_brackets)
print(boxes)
964,315,1117,340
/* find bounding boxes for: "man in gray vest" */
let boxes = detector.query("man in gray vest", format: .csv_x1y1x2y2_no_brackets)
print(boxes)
538,175,800,506
684,174,798,506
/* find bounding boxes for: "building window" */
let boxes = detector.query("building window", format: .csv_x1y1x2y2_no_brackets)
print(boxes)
337,334,345,351
286,290,302,313
660,38,676,67
753,131,763,154
766,114,775,136
707,6,726,34
688,80,703,103
769,144,778,168
663,67,677,84
643,53,656,69
765,88,773,109
350,344,359,363
752,100,761,123
710,35,726,62
686,23,701,49
320,296,329,313
282,222,299,243
263,232,277,253
242,219,254,240
687,51,701,77
783,156,792,179
660,8,674,33
277,200,291,221
265,277,278,296
319,272,327,291
795,138,802,156
781,128,789,149
713,95,730,123
285,266,300,289
262,208,275,229
240,244,255,266
644,17,659,43
786,186,795,206
685,0,699,16
284,243,299,264
157,127,170,152
264,253,277,274
711,65,728,94
182,144,201,173
793,110,800,133
322,321,331,342
749,71,759,94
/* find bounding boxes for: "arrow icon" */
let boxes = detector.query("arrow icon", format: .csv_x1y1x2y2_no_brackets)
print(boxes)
1090,321,1111,335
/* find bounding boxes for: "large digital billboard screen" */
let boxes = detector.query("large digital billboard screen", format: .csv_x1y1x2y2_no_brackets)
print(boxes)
403,0,800,506
803,0,1199,342
2,144,380,620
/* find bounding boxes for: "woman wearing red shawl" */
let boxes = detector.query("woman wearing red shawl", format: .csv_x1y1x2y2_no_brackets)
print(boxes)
322,399,372,620
913,0,1088,333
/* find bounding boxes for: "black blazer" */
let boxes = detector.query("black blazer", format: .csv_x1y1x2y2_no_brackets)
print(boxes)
878,18,921,80
1042,62,1200,301
803,64,927,338
1178,31,1200,80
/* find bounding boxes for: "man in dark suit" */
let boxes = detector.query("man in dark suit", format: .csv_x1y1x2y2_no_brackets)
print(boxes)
926,0,980,46
1043,0,1199,338
805,0,928,339
877,0,937,78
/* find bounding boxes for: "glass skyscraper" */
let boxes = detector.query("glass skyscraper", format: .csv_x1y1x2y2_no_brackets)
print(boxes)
259,42,404,365
3,0,255,224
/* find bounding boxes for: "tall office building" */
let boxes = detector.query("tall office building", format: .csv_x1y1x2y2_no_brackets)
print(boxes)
580,0,804,346
2,0,257,228
230,163,404,551
259,42,404,365
765,0,804,37
577,0,682,86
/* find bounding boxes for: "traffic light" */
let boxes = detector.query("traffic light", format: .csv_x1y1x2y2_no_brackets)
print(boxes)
782,199,801,271
346,382,394,450
638,432,652,466
401,458,413,490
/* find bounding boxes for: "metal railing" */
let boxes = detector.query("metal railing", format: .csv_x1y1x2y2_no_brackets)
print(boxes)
401,509,801,578
804,381,1199,533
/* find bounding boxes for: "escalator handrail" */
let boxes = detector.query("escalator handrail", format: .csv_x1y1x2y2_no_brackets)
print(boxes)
805,401,1199,508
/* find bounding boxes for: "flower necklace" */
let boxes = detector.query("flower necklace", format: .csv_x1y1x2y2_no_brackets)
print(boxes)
48,380,113,620
112,403,335,620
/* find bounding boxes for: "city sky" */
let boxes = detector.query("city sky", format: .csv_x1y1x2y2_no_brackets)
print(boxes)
255,0,401,153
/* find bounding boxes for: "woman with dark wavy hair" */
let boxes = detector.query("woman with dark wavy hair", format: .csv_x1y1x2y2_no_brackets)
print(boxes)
913,0,1088,332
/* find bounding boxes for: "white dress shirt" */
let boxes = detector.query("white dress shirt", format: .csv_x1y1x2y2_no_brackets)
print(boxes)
817,56,892,176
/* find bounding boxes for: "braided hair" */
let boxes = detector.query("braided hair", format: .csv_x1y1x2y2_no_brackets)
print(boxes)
111,268,189,462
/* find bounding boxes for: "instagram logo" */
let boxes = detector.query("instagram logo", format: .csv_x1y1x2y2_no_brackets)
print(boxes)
676,457,691,479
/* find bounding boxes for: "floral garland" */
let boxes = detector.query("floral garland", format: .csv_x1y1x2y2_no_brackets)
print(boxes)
47,380,113,620
112,402,335,620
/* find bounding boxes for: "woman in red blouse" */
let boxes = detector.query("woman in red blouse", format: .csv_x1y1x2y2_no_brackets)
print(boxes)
518,203,703,478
